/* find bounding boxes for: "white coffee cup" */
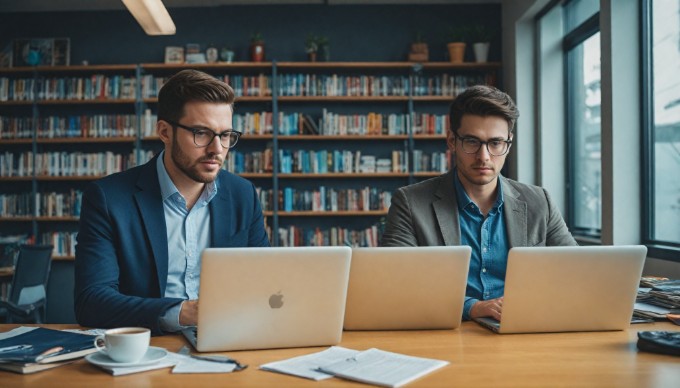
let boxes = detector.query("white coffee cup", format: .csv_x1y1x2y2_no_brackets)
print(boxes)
94,327,150,363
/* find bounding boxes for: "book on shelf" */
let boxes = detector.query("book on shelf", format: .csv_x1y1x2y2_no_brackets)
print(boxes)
299,113,319,135
0,327,97,374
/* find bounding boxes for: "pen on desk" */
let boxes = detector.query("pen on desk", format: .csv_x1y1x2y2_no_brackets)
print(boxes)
189,354,248,371
0,344,33,353
34,346,65,362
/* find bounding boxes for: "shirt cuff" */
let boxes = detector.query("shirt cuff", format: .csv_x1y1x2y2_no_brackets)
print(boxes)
159,300,189,333
463,297,479,321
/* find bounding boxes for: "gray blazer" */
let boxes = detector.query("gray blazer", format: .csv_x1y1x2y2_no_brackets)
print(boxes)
381,170,577,247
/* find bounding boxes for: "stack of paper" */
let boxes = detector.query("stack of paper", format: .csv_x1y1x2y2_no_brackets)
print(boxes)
261,346,448,387
635,278,680,321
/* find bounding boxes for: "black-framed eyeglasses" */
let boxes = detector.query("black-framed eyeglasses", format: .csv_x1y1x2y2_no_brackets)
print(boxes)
163,119,241,149
455,134,512,156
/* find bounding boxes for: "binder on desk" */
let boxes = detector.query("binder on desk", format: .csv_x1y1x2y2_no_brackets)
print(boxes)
0,327,97,374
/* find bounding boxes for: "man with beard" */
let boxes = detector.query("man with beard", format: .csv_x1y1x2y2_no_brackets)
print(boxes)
75,70,269,334
381,85,576,322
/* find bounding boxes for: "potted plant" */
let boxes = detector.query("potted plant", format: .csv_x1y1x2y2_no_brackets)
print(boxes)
446,25,469,64
408,31,429,62
305,34,319,62
250,32,265,62
316,35,330,62
471,25,493,63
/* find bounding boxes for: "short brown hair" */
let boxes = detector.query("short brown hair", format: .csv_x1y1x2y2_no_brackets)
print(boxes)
158,69,236,123
449,85,519,134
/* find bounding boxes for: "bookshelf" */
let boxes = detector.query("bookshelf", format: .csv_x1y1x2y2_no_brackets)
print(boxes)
0,65,139,260
0,61,500,251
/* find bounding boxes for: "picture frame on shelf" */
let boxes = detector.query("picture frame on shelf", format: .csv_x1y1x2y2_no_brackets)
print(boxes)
52,38,70,66
0,45,12,68
185,43,201,55
164,46,185,64
12,38,70,67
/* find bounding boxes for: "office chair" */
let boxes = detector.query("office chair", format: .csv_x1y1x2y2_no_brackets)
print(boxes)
0,244,53,323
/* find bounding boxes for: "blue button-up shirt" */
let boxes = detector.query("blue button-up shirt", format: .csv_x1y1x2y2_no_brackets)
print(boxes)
156,151,217,332
454,172,510,320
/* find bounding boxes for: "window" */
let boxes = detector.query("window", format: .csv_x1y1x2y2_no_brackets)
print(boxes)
563,1,601,237
643,0,680,257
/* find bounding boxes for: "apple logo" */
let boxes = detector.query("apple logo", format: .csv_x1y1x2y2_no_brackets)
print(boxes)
269,291,284,309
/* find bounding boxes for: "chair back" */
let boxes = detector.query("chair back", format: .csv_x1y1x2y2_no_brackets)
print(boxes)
9,244,53,306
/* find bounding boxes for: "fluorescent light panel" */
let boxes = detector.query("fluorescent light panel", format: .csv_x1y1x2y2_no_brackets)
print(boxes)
122,0,176,36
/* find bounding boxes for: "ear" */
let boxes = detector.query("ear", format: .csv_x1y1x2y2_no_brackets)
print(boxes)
446,130,456,153
157,120,172,146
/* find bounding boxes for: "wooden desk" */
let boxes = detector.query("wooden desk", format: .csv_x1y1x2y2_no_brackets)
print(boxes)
1,322,679,387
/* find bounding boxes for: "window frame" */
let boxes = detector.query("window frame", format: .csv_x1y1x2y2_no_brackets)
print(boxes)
641,0,680,261
563,12,601,239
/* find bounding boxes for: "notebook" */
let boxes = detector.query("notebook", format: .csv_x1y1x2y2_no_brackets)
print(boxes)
183,246,352,352
344,246,471,330
474,245,647,334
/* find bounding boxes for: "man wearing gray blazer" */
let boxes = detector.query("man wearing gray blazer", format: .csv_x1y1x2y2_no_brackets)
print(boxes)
381,85,576,322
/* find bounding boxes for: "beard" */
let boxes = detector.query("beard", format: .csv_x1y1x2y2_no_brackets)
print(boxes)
171,135,223,184
455,157,499,187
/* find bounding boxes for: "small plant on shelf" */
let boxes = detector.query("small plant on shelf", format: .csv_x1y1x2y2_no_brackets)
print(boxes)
316,35,330,62
470,25,494,63
408,31,429,62
250,32,265,62
305,34,319,62
445,25,470,63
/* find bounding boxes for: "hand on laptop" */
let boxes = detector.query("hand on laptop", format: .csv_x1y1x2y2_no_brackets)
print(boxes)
179,300,198,326
470,297,503,321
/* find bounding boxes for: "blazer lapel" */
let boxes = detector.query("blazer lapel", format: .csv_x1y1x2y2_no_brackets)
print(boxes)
134,156,169,294
433,171,461,245
502,177,527,248
209,174,231,247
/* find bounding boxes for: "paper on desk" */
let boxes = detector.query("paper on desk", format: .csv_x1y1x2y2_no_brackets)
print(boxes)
634,302,671,315
0,326,36,340
260,346,361,380
318,348,449,388
62,328,106,336
172,353,237,374
94,353,182,376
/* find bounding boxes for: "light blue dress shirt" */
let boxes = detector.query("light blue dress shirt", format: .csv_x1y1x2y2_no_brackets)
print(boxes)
454,172,510,320
156,151,217,332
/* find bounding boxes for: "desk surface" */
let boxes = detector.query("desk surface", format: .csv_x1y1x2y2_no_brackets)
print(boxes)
1,322,679,387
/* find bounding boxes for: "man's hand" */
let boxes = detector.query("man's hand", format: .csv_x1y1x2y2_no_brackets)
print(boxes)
470,297,503,321
179,300,198,326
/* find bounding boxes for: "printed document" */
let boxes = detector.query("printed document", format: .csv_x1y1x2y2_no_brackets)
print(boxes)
260,346,360,380
318,348,448,388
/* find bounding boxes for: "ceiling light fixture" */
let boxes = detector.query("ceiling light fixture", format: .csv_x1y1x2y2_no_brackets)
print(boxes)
121,0,176,36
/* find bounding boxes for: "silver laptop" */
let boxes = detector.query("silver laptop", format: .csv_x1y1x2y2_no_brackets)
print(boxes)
344,246,471,330
183,246,352,351
474,245,647,334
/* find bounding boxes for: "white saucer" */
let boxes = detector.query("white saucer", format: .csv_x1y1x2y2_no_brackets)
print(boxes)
85,346,168,368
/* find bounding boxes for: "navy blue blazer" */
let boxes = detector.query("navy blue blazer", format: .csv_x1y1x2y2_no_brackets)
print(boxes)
74,154,270,334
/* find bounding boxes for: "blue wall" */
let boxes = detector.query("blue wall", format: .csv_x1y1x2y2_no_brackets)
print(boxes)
1,4,501,64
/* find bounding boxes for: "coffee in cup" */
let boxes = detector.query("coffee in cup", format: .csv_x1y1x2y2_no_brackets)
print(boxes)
94,327,150,363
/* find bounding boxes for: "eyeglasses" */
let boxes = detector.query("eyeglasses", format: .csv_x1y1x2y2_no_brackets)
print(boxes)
455,134,512,156
164,119,241,149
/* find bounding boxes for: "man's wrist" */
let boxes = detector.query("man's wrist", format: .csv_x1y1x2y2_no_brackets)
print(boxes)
463,298,479,321
159,300,190,333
